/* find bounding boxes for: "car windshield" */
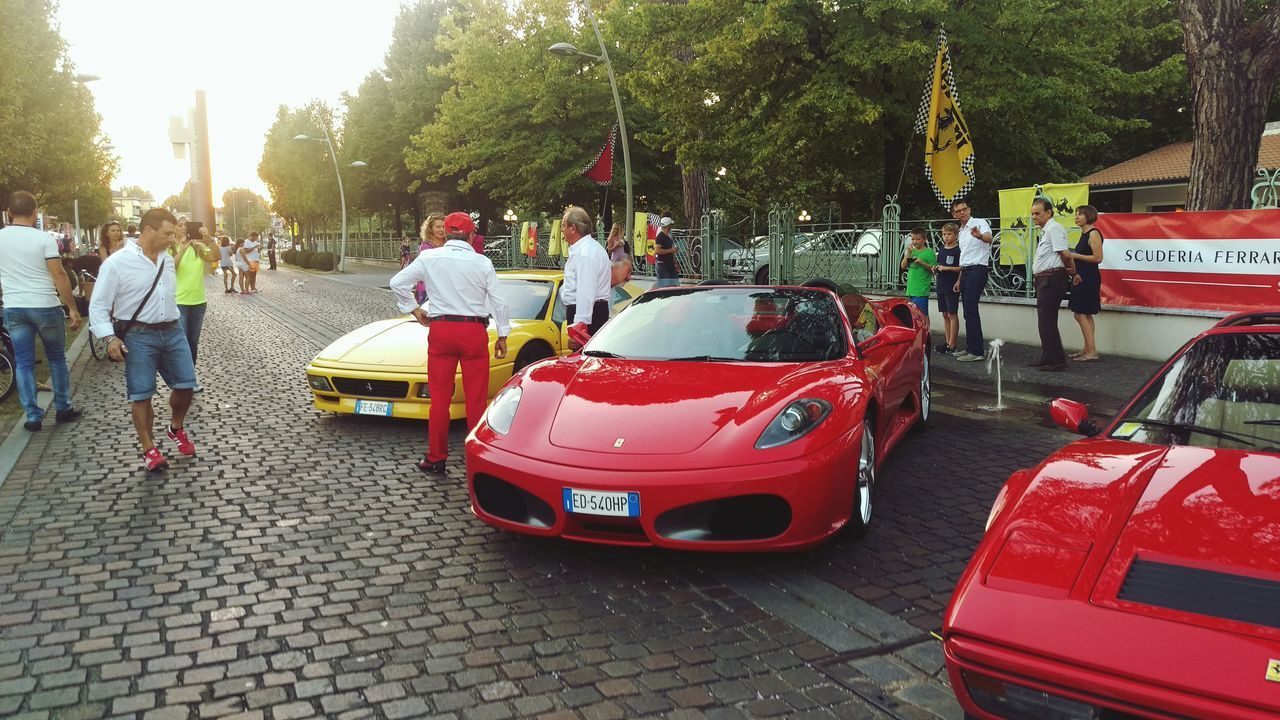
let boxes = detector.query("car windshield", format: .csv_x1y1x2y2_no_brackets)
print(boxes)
494,278,554,320
586,287,847,362
1112,332,1280,451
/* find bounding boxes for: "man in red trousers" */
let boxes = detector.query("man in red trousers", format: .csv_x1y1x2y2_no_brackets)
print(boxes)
390,212,511,473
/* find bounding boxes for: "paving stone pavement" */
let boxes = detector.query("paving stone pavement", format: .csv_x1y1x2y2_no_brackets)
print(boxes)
0,267,1074,719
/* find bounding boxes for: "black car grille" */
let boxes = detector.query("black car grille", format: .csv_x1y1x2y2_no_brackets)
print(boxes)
331,377,409,399
1118,558,1280,629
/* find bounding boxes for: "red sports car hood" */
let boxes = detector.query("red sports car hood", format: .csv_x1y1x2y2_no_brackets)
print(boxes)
546,358,822,455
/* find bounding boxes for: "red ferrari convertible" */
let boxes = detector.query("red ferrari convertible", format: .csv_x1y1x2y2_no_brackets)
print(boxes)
945,311,1280,719
464,284,930,551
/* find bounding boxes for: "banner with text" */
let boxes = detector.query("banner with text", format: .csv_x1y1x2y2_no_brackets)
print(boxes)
1097,209,1280,311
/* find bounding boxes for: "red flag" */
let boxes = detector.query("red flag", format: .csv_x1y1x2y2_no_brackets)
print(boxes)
580,124,617,186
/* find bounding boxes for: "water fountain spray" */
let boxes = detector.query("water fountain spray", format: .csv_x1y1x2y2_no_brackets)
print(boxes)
986,338,1006,410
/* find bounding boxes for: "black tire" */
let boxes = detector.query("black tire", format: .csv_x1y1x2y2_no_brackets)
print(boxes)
846,414,876,539
0,348,14,403
89,330,107,361
753,265,769,285
512,341,554,373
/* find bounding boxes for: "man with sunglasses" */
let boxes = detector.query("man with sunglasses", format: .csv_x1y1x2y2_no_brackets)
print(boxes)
949,198,993,361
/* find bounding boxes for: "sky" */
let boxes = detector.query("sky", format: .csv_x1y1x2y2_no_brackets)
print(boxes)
56,0,408,204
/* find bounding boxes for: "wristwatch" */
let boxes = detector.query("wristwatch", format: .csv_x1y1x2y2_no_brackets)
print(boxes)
103,335,119,345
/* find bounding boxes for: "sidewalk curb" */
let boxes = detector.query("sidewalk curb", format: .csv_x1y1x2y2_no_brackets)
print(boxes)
0,326,91,490
932,366,1127,417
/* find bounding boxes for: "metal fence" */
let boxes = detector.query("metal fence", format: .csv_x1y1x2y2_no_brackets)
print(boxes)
300,202,1065,300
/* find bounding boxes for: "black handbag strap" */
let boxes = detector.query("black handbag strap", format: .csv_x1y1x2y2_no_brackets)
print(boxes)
117,259,166,340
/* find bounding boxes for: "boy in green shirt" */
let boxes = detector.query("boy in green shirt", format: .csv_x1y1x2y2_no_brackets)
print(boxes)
901,227,937,317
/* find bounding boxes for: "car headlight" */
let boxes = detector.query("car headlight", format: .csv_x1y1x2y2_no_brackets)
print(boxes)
755,399,832,449
485,386,522,435
307,375,332,391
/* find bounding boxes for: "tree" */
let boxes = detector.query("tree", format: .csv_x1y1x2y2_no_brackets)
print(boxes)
220,188,272,236
258,102,340,231
163,181,192,213
118,184,155,201
1180,0,1280,210
0,0,116,226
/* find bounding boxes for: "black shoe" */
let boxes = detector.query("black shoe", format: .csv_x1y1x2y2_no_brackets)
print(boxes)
1037,363,1067,372
23,420,42,432
55,408,83,423
416,459,446,474
935,343,953,354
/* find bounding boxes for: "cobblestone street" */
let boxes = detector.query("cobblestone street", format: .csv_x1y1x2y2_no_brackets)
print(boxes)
0,268,1073,720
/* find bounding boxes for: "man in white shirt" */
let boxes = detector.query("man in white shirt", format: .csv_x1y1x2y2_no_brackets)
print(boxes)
949,198,994,361
240,231,261,294
0,191,83,431
560,205,611,348
390,212,511,474
90,208,198,471
1028,198,1076,372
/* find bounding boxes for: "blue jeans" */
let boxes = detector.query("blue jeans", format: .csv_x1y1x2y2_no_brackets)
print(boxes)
3,306,72,423
177,303,206,364
123,325,196,402
910,296,929,316
959,266,988,356
654,276,681,288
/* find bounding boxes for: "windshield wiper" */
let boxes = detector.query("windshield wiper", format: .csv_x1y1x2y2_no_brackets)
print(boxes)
582,349,624,359
1116,416,1258,447
667,355,742,362
1243,419,1280,426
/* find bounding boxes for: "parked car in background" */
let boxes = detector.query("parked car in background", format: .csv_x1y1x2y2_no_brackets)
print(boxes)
944,311,1280,719
722,230,885,287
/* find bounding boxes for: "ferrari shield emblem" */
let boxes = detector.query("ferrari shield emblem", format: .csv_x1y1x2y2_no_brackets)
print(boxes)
1267,659,1280,683
613,438,625,448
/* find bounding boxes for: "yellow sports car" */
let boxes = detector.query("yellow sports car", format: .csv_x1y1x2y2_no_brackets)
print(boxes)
305,270,642,420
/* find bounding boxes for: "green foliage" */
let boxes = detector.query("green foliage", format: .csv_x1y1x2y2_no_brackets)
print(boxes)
220,188,272,236
312,251,336,271
0,0,116,225
163,181,192,214
118,185,154,201
281,248,298,265
297,250,316,269
258,103,340,226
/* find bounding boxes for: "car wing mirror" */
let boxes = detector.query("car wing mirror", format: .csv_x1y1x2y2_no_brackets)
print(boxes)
1050,398,1100,436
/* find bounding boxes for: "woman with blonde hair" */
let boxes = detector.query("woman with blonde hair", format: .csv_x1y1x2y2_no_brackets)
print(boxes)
414,212,447,305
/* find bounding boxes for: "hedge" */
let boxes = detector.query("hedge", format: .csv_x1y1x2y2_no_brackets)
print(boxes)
281,249,298,265
297,250,315,269
312,251,335,271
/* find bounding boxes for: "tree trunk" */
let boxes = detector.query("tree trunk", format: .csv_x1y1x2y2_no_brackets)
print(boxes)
1179,0,1280,210
391,201,403,237
682,168,708,230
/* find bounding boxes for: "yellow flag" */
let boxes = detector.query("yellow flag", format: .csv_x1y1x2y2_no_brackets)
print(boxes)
996,183,1090,265
915,28,975,208
549,220,563,257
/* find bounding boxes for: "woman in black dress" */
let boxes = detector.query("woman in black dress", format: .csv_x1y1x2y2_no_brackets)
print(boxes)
1067,205,1103,360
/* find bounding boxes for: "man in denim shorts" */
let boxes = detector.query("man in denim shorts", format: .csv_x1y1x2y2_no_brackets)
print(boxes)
89,208,198,471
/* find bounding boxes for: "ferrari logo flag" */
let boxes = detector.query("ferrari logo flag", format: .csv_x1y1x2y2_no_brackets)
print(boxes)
914,28,975,209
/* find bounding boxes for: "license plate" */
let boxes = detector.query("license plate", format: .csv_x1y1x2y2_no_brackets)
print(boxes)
562,488,640,518
355,399,392,416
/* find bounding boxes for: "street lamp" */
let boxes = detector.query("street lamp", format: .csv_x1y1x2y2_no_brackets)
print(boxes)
72,73,102,249
548,0,633,246
293,131,366,272
798,209,812,222
502,209,518,223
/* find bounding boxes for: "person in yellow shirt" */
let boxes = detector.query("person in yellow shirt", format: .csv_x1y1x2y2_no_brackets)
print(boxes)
171,225,221,392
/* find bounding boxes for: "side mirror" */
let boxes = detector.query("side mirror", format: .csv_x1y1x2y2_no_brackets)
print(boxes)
1050,398,1100,436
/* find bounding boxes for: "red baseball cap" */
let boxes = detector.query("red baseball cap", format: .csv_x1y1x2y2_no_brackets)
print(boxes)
444,212,475,236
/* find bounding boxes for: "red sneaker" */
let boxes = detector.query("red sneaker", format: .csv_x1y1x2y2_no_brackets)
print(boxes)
143,447,169,471
166,425,196,456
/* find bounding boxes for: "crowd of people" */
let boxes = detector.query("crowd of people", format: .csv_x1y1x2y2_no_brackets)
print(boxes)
901,197,1104,370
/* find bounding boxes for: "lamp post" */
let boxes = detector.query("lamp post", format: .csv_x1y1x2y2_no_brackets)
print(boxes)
72,74,101,250
294,129,366,272
548,0,632,245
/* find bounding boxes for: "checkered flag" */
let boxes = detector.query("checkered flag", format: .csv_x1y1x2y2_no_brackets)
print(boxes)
915,28,975,208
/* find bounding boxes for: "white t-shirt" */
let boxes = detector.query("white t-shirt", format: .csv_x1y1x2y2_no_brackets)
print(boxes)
1033,218,1069,273
957,216,994,267
0,224,62,308
244,239,260,262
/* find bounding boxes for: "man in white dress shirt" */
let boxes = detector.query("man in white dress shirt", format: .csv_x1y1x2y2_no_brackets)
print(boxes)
1028,198,1076,372
90,208,198,471
559,205,611,349
949,197,994,362
390,212,511,474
